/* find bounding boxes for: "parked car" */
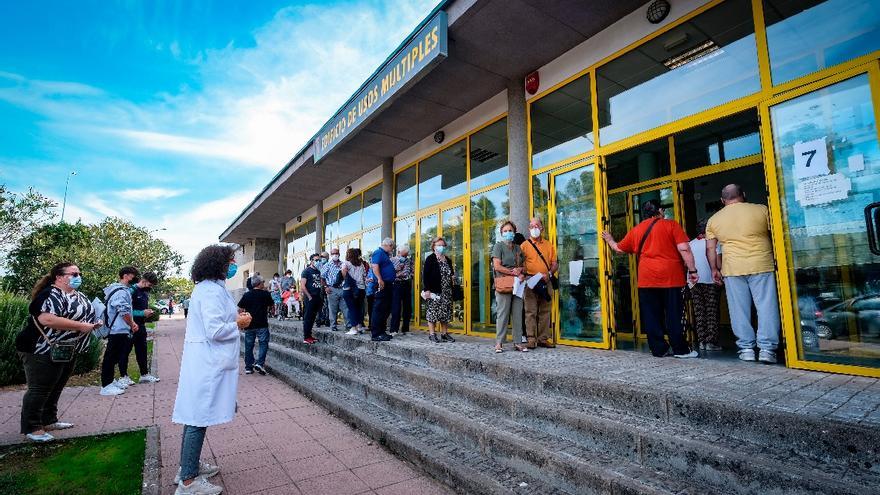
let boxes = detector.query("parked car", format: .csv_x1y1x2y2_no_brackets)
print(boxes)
815,294,880,340
155,299,170,315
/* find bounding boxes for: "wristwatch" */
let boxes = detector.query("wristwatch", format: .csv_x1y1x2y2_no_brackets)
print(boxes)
687,270,698,274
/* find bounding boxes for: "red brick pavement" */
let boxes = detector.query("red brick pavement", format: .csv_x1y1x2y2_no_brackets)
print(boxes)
0,316,451,495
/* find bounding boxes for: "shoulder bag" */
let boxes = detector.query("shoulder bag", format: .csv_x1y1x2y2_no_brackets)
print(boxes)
526,239,559,290
32,313,85,363
493,244,520,294
636,218,662,266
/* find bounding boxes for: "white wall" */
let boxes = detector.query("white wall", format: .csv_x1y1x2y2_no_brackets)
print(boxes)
285,205,318,232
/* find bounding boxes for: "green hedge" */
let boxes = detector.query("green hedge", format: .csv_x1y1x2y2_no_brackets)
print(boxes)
0,291,103,386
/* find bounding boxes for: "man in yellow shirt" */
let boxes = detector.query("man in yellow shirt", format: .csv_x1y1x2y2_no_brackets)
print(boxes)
706,184,780,364
521,217,558,349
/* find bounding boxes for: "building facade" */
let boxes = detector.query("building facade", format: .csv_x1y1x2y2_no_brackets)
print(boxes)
221,0,880,378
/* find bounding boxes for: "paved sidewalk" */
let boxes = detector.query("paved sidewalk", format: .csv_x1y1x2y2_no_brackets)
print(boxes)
0,316,451,495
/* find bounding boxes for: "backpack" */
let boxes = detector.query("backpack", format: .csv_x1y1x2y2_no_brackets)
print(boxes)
90,287,128,339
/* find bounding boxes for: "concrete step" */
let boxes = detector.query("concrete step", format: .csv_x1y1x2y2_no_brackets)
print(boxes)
267,329,876,495
268,321,880,481
266,341,689,495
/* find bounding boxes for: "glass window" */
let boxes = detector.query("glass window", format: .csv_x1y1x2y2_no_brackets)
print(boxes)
674,110,761,171
554,165,603,342
596,0,760,144
530,75,594,169
469,119,509,190
470,186,510,334
532,173,550,224
418,140,467,208
323,208,338,242
337,196,362,238
361,227,382,260
770,74,880,368
605,138,670,190
395,216,417,252
764,0,880,86
395,166,417,217
362,184,382,227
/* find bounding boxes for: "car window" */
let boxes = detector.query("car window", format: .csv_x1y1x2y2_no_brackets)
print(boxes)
853,296,880,311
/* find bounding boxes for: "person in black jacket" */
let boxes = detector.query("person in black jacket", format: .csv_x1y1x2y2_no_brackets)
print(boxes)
421,236,456,343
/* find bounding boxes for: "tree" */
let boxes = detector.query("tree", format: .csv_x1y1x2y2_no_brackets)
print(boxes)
0,185,57,265
157,276,194,301
4,217,184,298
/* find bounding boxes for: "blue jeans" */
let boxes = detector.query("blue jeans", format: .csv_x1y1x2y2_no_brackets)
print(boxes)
244,328,269,369
343,288,365,329
179,424,207,482
723,272,780,351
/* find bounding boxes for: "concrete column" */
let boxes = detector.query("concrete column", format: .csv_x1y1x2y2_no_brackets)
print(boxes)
278,224,286,274
314,199,324,254
507,79,530,231
381,157,394,239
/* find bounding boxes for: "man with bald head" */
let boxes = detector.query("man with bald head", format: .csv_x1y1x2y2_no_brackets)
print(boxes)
706,184,780,364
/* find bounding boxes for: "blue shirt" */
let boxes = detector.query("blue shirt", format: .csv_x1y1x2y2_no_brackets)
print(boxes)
371,248,396,282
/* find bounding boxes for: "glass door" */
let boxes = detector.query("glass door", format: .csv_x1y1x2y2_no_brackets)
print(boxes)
765,67,880,374
551,163,609,347
416,203,469,333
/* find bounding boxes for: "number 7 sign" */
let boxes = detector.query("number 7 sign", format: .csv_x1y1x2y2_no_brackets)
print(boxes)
793,137,830,179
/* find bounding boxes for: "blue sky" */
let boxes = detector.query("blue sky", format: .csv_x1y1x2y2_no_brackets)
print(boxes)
0,0,437,268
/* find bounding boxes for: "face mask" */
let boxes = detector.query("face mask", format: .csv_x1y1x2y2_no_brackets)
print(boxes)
142,287,152,292
331,254,340,262
529,228,541,238
69,275,82,290
501,231,515,242
400,254,408,259
434,246,446,255
226,263,238,280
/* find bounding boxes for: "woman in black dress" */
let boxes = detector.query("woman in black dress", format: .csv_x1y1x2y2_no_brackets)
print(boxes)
422,237,455,343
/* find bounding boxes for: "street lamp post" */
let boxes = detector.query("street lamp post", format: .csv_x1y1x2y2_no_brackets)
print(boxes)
60,170,77,223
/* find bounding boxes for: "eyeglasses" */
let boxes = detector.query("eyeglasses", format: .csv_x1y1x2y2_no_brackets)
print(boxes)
64,272,81,277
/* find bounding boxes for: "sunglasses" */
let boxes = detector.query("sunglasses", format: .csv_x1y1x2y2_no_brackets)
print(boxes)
64,272,81,277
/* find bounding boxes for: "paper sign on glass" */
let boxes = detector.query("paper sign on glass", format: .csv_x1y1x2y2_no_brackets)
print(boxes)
793,137,830,179
568,260,584,285
848,154,865,172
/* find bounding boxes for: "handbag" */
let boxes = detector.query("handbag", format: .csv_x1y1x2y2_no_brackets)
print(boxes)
32,315,83,363
452,284,465,301
526,239,559,290
493,243,520,294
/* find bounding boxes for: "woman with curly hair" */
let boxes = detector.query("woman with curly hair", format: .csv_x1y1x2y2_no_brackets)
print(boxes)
172,244,252,495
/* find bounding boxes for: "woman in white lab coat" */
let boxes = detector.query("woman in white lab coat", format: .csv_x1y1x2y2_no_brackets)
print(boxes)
172,244,251,495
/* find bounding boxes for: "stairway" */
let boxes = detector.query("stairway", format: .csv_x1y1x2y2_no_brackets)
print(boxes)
256,321,880,495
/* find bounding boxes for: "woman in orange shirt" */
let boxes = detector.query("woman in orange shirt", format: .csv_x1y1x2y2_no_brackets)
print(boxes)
601,199,700,358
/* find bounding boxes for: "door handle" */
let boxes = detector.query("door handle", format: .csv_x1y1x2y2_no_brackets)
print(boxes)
866,202,880,256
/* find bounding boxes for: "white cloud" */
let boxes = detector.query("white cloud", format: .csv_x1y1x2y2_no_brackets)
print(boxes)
115,187,188,200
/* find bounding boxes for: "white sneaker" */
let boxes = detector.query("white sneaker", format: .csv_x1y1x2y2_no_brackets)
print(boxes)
139,374,160,383
112,378,129,389
26,432,55,442
121,376,135,386
758,349,777,364
345,329,358,335
174,461,221,484
45,422,74,431
674,350,699,359
174,476,222,495
738,348,756,362
100,384,125,396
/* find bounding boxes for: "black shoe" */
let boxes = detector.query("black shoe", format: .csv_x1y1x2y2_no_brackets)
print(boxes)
244,368,254,375
254,364,267,376
429,334,441,343
441,334,455,343
371,334,392,342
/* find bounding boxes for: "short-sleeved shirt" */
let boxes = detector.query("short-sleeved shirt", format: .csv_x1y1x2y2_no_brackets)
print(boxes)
300,266,323,298
370,248,396,282
689,238,722,285
491,241,523,271
391,256,414,281
521,237,557,276
705,203,774,276
238,289,274,329
618,218,690,288
21,286,95,355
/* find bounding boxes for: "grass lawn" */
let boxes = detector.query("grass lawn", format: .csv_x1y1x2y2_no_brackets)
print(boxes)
0,430,145,495
67,340,154,387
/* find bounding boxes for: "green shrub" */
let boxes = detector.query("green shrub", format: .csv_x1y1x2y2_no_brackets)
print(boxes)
0,292,29,386
0,291,103,386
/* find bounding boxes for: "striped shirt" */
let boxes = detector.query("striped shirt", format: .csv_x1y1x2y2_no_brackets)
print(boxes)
33,286,96,355
320,261,345,287
391,256,414,281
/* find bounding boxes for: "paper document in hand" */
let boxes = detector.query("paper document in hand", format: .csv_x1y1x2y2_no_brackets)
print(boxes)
512,277,525,298
527,273,544,289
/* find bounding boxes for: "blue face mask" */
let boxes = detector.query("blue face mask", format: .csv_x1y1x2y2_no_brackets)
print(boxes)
69,275,82,290
501,231,515,242
434,246,446,255
226,263,238,280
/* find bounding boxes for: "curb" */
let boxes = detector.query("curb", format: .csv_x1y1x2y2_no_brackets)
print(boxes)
142,425,161,495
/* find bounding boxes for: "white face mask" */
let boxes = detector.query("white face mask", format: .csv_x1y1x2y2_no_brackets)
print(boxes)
529,228,541,238
331,254,340,262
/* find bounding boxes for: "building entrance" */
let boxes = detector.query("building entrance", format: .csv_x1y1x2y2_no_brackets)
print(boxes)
609,163,768,355
416,202,468,333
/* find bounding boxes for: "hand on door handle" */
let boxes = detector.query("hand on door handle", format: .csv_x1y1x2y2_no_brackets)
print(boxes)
866,202,880,256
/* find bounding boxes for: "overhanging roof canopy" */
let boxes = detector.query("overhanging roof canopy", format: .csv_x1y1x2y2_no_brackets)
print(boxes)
220,0,644,244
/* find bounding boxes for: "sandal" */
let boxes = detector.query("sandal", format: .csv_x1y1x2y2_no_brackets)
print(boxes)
514,345,530,353
494,346,504,353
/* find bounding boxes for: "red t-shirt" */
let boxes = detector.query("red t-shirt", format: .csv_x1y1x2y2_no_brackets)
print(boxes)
617,218,689,288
